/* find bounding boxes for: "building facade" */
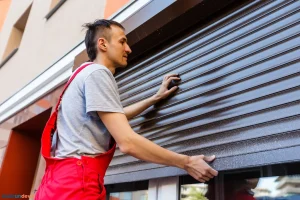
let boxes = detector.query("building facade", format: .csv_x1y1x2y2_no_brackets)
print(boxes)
0,0,299,199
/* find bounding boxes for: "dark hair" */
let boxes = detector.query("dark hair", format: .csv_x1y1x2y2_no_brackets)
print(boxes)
82,19,124,61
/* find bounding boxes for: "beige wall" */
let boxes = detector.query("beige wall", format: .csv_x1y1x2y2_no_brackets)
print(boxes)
0,0,107,103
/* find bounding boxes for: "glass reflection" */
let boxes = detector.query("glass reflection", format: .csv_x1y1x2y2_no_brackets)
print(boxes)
181,183,210,200
254,175,300,200
180,176,300,200
109,190,148,200
224,178,259,200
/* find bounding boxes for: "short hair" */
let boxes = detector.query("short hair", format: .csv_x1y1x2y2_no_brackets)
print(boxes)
82,19,124,61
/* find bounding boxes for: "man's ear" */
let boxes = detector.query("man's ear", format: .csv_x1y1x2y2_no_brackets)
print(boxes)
97,38,107,52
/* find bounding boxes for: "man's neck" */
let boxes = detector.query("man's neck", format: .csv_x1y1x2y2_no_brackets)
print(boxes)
93,57,116,75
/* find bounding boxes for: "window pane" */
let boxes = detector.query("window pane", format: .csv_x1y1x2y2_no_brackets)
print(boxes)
180,183,213,200
224,176,300,200
109,190,148,200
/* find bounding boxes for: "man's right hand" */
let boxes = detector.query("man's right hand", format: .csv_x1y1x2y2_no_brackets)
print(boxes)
184,155,218,183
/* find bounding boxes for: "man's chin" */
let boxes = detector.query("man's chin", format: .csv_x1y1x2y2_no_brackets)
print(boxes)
118,63,128,68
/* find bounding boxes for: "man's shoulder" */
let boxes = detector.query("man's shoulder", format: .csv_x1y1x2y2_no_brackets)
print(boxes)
81,63,109,74
75,63,112,80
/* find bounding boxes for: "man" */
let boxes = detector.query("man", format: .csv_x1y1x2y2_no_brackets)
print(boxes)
35,19,218,200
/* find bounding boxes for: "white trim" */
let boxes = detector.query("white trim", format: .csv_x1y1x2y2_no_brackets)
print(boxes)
113,0,152,23
148,177,179,200
0,0,152,124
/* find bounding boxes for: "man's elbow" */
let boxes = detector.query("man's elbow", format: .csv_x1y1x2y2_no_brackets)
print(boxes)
118,137,134,154
113,126,136,154
119,144,131,154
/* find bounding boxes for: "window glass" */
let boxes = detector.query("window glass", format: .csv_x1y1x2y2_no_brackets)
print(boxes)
180,175,215,200
181,183,211,200
221,166,300,200
223,176,300,200
180,176,300,200
109,190,148,200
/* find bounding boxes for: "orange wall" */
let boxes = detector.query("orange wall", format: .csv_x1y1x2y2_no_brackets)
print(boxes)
0,0,11,31
0,108,51,198
104,0,130,19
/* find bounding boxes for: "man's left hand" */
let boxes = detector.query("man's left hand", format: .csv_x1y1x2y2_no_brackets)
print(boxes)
154,74,181,100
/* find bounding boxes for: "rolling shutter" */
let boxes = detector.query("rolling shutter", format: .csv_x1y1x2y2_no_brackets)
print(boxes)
105,0,300,184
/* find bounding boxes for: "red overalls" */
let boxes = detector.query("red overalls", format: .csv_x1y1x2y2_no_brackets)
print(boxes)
35,63,116,200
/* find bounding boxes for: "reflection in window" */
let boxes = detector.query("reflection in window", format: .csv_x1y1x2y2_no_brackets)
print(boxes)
223,176,300,200
109,190,148,200
254,175,300,200
224,178,259,200
181,183,210,200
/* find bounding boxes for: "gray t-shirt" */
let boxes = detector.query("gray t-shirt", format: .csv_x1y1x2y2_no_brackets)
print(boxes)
52,63,124,158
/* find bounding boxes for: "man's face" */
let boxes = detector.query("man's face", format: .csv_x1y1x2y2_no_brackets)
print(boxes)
106,26,132,68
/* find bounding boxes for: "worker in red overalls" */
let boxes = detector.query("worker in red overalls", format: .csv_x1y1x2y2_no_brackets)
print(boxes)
35,19,218,200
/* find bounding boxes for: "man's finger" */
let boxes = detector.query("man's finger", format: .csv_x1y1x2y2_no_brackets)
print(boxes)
167,77,181,81
205,171,214,179
209,168,218,177
201,175,210,182
164,74,179,80
201,167,213,180
165,77,181,86
203,155,216,162
197,178,206,183
168,86,178,93
166,76,180,82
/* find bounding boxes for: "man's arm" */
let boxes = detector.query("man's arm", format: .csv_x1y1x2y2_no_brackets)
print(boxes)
98,112,218,182
123,95,160,120
124,74,180,120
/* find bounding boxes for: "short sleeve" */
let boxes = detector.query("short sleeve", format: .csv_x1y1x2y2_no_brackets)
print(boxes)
84,69,124,114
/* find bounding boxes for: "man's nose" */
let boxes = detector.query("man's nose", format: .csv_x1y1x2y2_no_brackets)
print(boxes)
125,44,132,54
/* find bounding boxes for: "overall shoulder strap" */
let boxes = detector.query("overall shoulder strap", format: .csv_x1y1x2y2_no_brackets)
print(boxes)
54,62,93,111
41,62,94,158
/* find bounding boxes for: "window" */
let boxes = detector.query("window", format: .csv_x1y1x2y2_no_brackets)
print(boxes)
180,162,300,200
45,0,67,20
181,183,210,200
106,180,148,200
180,175,216,200
109,191,148,200
0,4,31,68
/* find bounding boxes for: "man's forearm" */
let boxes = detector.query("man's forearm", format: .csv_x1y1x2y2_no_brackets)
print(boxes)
124,74,180,119
124,95,160,120
123,130,189,169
